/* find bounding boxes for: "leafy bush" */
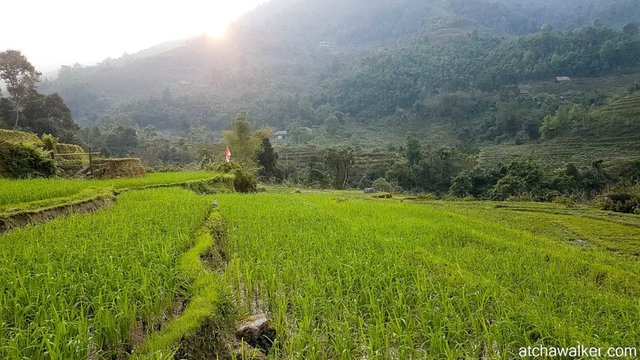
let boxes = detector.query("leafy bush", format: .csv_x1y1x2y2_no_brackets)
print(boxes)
207,161,257,193
41,134,58,151
490,174,528,200
0,142,57,178
597,194,640,214
372,177,397,193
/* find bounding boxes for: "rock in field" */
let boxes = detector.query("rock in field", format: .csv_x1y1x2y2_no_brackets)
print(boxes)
236,314,276,353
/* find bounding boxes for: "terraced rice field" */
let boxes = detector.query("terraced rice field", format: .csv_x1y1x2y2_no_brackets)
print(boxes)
218,193,640,358
478,137,640,171
599,91,640,118
1,182,638,359
0,171,219,208
0,188,212,359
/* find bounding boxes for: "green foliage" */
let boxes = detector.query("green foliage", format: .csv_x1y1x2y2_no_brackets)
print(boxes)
330,24,640,121
387,137,466,194
0,51,79,143
490,174,530,200
324,114,341,136
371,177,397,193
541,104,593,139
598,194,640,214
256,136,282,182
0,50,40,129
105,126,138,157
405,135,421,168
448,158,622,201
323,147,355,189
449,167,500,198
209,161,257,193
619,160,640,185
222,112,262,163
0,141,56,178
41,133,58,151
21,93,80,143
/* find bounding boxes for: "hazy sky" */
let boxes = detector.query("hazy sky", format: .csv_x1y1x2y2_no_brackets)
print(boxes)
2,0,269,73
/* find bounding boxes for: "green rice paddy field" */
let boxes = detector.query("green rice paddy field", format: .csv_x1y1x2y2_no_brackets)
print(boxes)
0,171,219,209
0,177,639,359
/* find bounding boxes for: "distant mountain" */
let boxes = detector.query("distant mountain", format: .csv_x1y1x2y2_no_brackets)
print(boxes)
40,0,640,130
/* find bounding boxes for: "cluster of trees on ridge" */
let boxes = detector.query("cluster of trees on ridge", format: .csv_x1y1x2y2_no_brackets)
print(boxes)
328,23,640,118
24,0,640,169
38,21,640,150
0,51,79,143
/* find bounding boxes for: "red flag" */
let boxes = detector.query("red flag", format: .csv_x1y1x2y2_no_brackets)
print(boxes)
225,146,231,163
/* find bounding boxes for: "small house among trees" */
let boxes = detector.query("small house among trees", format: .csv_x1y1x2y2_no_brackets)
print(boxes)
272,130,288,142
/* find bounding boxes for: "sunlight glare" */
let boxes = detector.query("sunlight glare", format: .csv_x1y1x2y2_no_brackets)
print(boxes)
2,0,268,71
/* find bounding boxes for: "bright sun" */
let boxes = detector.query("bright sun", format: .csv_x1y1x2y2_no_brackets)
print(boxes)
197,1,268,39
208,23,232,39
3,0,268,71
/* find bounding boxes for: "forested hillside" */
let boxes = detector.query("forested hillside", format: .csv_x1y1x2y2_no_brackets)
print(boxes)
40,0,640,131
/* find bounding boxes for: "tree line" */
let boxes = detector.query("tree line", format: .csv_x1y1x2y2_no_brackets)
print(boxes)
0,50,79,143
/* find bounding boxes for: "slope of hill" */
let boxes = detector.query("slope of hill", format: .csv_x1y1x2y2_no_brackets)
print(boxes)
40,0,640,130
598,90,640,118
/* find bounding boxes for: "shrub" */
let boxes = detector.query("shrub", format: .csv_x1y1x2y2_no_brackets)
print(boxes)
208,161,257,193
490,174,527,200
0,142,57,179
372,177,397,193
597,193,640,214
41,134,59,151
449,167,500,198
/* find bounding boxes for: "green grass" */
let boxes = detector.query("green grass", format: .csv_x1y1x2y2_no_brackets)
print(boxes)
0,188,213,359
216,193,640,358
0,187,114,217
132,211,228,359
0,171,222,209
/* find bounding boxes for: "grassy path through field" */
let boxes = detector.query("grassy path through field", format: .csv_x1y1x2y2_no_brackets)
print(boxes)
217,193,640,359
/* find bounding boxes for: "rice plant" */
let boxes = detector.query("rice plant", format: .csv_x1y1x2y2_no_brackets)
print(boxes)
0,188,212,359
0,171,218,208
218,193,640,359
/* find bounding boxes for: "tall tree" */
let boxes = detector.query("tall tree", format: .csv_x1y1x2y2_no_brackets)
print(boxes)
104,126,138,157
324,147,355,189
405,135,422,168
256,135,282,181
0,50,41,129
22,93,80,143
222,112,262,163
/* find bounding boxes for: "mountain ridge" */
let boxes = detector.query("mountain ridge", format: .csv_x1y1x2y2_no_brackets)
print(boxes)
40,0,640,132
